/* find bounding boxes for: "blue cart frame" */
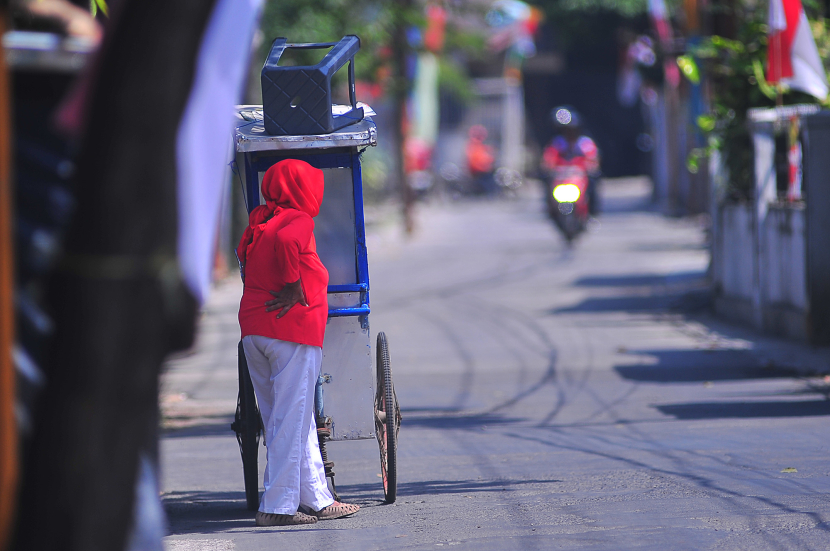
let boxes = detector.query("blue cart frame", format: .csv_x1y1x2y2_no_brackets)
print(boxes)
242,150,371,317
231,106,400,510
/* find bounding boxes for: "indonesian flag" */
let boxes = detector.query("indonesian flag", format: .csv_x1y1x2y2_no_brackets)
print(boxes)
648,0,680,87
767,0,828,100
648,0,672,44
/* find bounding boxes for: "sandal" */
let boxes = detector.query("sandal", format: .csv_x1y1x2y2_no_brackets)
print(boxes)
310,501,360,520
256,511,317,526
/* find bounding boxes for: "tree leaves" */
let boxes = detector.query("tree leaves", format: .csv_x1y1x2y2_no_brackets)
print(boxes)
750,58,777,100
680,8,781,199
677,55,700,85
89,0,108,17
535,0,650,17
696,114,716,133
259,0,393,83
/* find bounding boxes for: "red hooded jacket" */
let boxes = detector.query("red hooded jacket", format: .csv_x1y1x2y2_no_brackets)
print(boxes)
237,159,328,347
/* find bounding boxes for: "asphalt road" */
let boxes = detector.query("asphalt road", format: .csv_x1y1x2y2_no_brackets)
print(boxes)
160,178,830,551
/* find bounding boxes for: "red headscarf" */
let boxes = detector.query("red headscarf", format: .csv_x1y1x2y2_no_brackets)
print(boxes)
236,159,324,268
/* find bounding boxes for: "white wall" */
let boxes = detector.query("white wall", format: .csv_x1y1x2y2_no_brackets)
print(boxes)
712,201,809,340
762,205,807,310
716,203,754,301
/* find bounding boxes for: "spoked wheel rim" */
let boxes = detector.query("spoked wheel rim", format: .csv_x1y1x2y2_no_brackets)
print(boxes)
375,332,401,503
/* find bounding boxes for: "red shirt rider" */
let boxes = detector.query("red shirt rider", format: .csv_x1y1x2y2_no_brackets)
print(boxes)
543,134,600,174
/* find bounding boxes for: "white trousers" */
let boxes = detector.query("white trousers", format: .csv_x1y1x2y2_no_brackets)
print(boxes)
241,335,335,514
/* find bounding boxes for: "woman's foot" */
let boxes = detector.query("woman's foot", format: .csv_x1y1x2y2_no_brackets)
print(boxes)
255,511,317,526
310,501,360,520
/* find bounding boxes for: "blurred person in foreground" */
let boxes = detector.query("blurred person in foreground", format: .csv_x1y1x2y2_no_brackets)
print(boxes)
236,159,359,526
542,107,601,214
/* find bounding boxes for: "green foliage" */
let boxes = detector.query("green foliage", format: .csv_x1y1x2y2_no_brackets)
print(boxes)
676,55,699,84
258,0,392,83
438,57,475,103
258,0,483,101
360,146,391,200
439,22,486,100
809,18,830,85
685,16,769,199
535,0,653,17
443,22,487,57
89,0,108,17
696,114,716,132
561,0,647,17
683,5,825,200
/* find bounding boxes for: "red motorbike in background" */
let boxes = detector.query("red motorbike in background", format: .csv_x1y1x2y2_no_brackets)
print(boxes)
543,106,599,244
546,156,590,243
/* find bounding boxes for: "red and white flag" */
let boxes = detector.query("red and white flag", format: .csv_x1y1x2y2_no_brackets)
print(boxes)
648,0,680,87
767,0,828,100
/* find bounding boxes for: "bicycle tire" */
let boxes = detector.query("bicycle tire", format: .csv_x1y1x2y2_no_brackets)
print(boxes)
235,340,261,511
375,332,400,503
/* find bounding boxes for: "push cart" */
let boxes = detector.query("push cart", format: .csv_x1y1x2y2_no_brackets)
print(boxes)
229,100,401,510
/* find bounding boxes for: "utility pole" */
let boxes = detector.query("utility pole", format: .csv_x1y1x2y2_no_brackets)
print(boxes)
391,0,415,234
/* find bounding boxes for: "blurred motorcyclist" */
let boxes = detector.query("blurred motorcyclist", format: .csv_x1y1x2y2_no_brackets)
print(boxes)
542,107,601,214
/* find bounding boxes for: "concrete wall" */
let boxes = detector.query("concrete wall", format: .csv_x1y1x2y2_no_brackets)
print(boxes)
712,201,809,341
760,205,808,339
711,105,823,342
762,205,807,310
715,204,754,302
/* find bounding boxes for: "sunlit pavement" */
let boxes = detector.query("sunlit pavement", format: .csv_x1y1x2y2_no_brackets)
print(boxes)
160,178,830,551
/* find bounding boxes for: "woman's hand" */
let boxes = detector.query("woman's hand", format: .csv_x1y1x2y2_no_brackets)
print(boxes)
265,279,308,318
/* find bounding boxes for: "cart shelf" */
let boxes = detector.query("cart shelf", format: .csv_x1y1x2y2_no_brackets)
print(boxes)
235,104,377,153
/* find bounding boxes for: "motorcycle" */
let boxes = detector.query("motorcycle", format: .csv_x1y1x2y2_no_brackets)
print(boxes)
546,158,590,243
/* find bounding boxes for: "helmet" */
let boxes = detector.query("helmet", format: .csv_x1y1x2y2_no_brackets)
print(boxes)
468,124,488,141
551,106,582,129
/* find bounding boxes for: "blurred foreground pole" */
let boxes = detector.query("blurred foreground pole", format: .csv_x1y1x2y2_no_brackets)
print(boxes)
391,0,415,234
648,0,682,213
0,8,18,551
11,0,219,549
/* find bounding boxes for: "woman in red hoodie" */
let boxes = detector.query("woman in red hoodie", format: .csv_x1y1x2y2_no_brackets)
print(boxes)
237,159,359,526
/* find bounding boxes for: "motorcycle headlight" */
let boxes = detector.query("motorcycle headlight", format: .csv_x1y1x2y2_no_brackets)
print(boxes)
553,183,581,203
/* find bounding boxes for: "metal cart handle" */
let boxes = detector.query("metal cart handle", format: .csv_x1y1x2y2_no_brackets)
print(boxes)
328,305,370,317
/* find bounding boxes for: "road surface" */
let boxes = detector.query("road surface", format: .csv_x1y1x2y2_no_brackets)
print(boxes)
161,178,830,551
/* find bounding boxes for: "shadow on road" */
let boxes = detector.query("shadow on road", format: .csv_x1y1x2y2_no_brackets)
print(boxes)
161,417,235,439
655,399,830,419
551,270,711,314
615,349,796,383
338,477,561,501
399,412,524,430
163,476,563,535
164,490,363,535
163,490,359,536
552,293,710,313
163,490,254,535
573,271,705,288
628,241,707,252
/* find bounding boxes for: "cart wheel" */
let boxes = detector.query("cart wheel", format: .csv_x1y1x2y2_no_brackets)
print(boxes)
232,340,261,511
375,332,401,503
